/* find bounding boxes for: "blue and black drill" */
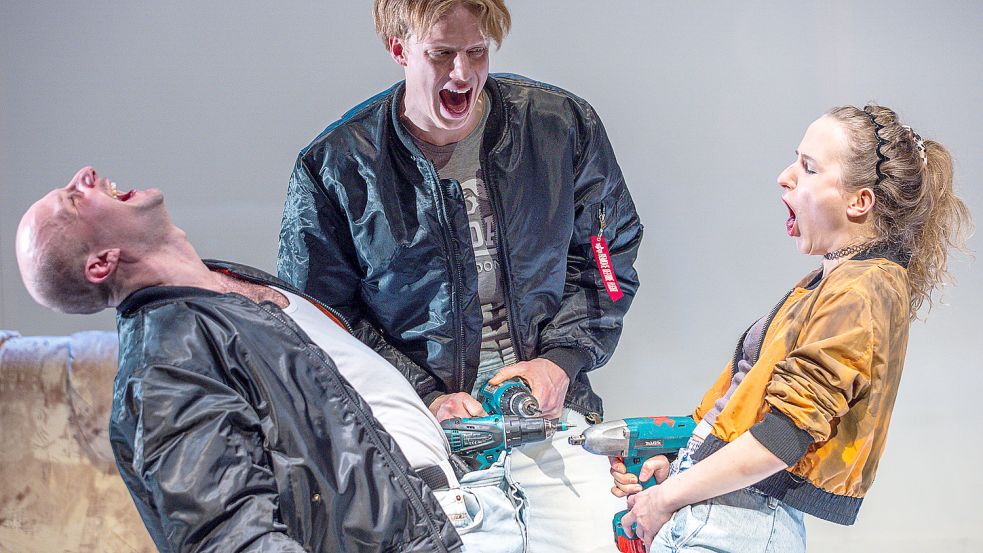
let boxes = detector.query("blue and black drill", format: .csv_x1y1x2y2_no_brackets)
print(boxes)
442,414,569,469
442,378,567,469
568,416,694,553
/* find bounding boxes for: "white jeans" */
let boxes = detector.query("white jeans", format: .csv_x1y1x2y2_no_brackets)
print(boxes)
508,409,625,553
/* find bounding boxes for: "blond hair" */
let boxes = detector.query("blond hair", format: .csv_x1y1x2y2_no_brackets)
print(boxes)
373,0,511,48
827,104,973,317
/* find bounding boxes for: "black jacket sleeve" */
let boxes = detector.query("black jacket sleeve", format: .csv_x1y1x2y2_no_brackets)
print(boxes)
277,155,444,403
539,106,643,381
123,363,306,552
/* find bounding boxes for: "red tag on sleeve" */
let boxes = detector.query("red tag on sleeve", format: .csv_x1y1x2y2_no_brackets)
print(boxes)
591,235,623,302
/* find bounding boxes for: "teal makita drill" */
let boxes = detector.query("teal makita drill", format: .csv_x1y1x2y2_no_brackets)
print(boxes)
443,378,563,469
568,416,694,553
442,414,568,469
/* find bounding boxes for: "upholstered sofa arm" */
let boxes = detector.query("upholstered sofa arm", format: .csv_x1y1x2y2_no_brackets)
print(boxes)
0,330,155,553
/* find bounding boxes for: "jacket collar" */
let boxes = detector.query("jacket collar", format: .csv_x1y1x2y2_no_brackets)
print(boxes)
798,242,910,291
116,260,298,317
388,74,507,161
853,242,910,268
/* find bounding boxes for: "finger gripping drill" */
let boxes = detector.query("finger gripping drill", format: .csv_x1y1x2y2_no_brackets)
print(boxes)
568,416,694,553
442,415,567,469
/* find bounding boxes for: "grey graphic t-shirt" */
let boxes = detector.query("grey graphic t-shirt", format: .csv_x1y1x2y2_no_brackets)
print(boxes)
412,92,516,393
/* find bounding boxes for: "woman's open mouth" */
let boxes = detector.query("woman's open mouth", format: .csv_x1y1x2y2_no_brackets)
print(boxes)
439,87,472,117
784,200,798,237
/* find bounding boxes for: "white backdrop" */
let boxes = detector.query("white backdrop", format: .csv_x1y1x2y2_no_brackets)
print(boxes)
2,1,981,550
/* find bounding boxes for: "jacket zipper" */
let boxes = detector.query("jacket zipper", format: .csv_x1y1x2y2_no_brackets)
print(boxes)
302,317,450,550
754,289,794,364
427,161,468,391
484,160,601,421
254,292,451,551
481,159,525,363
214,266,355,334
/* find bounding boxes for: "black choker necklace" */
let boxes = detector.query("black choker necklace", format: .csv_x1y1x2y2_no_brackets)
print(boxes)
823,243,869,261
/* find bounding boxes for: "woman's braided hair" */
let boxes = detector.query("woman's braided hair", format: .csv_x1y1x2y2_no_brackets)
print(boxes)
826,104,973,318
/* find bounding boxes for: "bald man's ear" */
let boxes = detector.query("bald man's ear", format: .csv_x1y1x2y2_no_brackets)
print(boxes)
847,187,876,220
85,249,120,284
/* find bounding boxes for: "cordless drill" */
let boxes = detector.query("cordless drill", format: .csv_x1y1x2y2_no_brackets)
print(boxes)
568,416,694,553
479,377,541,417
442,414,568,469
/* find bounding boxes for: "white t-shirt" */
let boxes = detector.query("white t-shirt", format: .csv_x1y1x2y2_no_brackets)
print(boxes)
274,286,454,482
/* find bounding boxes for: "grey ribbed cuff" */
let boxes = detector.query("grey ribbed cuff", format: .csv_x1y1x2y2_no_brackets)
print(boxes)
749,411,815,466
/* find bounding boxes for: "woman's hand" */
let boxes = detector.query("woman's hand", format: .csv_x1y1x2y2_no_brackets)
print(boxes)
620,486,675,548
614,432,792,547
609,455,671,497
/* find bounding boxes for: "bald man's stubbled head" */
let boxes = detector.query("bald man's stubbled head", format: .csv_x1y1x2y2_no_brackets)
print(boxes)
17,190,110,314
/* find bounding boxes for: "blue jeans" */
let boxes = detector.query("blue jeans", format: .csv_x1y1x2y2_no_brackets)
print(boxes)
647,451,806,553
436,455,529,553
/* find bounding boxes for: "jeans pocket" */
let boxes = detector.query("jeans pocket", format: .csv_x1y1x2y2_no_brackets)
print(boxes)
457,489,485,534
671,500,713,548
456,460,528,553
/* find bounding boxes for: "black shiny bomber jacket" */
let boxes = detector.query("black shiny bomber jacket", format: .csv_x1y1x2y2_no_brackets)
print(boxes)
110,260,461,553
278,74,643,418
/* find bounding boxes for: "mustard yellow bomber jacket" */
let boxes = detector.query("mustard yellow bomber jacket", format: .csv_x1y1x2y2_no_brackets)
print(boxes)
691,249,910,525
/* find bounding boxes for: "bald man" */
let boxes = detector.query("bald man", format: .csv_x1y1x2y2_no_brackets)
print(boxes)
16,166,524,553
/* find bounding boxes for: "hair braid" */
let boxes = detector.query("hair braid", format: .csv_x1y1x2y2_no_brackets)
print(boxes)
826,104,973,317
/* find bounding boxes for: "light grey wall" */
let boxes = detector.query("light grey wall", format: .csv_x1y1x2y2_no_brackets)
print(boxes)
2,1,980,550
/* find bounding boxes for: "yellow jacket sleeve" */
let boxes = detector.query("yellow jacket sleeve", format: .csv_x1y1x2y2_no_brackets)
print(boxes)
765,287,874,443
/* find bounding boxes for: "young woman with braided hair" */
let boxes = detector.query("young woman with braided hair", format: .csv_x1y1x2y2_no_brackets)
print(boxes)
610,104,972,552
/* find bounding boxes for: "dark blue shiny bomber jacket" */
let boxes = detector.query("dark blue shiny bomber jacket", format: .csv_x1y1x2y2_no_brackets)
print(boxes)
111,261,461,553
278,74,643,418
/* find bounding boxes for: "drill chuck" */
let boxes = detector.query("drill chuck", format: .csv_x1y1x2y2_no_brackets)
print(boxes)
503,415,558,445
480,378,542,417
509,392,541,417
